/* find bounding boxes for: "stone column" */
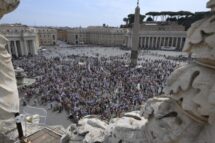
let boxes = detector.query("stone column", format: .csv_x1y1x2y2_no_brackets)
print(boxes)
21,40,26,56
19,40,24,56
159,37,162,49
170,37,172,47
7,41,11,54
179,37,183,50
159,37,161,49
150,37,153,49
143,36,146,48
141,37,143,48
147,37,150,49
24,40,29,55
172,37,175,47
144,37,146,48
151,37,154,49
156,37,158,49
155,37,157,49
176,37,179,49
145,37,147,48
154,37,157,49
33,40,37,55
167,37,170,47
163,37,166,47
14,41,19,57
139,37,142,48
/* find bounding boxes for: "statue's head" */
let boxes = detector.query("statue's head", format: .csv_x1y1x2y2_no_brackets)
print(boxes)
207,0,215,12
141,97,203,143
183,0,215,68
0,0,20,19
165,64,215,125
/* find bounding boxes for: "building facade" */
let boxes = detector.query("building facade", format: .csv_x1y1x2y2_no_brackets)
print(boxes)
67,28,87,45
36,27,57,46
57,28,69,42
87,26,127,47
66,26,127,47
127,22,187,51
64,23,186,51
0,24,39,57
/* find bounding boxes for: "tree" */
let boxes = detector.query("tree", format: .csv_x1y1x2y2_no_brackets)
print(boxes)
121,11,210,30
123,17,129,25
177,11,211,30
121,14,146,28
127,14,145,25
146,17,153,22
128,14,135,25
140,15,146,23
146,12,160,21
166,17,177,22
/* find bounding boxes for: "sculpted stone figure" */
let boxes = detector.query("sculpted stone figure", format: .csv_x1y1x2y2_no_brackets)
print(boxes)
167,0,215,125
0,0,20,142
0,0,20,18
67,0,215,142
0,0,20,118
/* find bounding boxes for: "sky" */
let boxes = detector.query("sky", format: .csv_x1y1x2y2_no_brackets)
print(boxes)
0,0,208,27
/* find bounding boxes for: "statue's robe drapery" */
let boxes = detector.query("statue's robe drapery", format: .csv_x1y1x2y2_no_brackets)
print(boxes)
0,35,19,119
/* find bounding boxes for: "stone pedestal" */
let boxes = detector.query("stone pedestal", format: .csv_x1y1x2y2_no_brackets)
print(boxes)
15,67,26,86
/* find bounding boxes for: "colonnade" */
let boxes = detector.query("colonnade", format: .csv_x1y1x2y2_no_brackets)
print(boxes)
5,39,37,57
139,36,186,51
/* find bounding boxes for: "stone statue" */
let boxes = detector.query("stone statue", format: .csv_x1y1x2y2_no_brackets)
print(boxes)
67,0,215,142
0,0,20,119
0,0,20,19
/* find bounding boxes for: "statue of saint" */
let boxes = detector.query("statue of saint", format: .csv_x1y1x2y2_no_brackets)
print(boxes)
0,0,20,120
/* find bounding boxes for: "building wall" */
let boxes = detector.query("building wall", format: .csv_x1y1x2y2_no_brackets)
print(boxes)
87,27,127,47
67,27,127,47
36,27,57,46
66,23,186,51
140,22,185,31
0,24,39,57
57,29,68,42
67,28,87,45
138,31,186,50
127,22,187,51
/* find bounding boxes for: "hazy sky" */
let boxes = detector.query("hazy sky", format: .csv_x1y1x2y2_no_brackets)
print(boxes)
0,0,208,27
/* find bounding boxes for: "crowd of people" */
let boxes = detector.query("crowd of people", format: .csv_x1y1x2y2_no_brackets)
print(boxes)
14,53,179,122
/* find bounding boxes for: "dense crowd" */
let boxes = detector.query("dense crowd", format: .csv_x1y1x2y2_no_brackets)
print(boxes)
14,53,178,122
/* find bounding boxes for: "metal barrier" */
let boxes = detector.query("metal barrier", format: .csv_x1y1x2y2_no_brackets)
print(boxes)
23,106,47,125
22,106,47,136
